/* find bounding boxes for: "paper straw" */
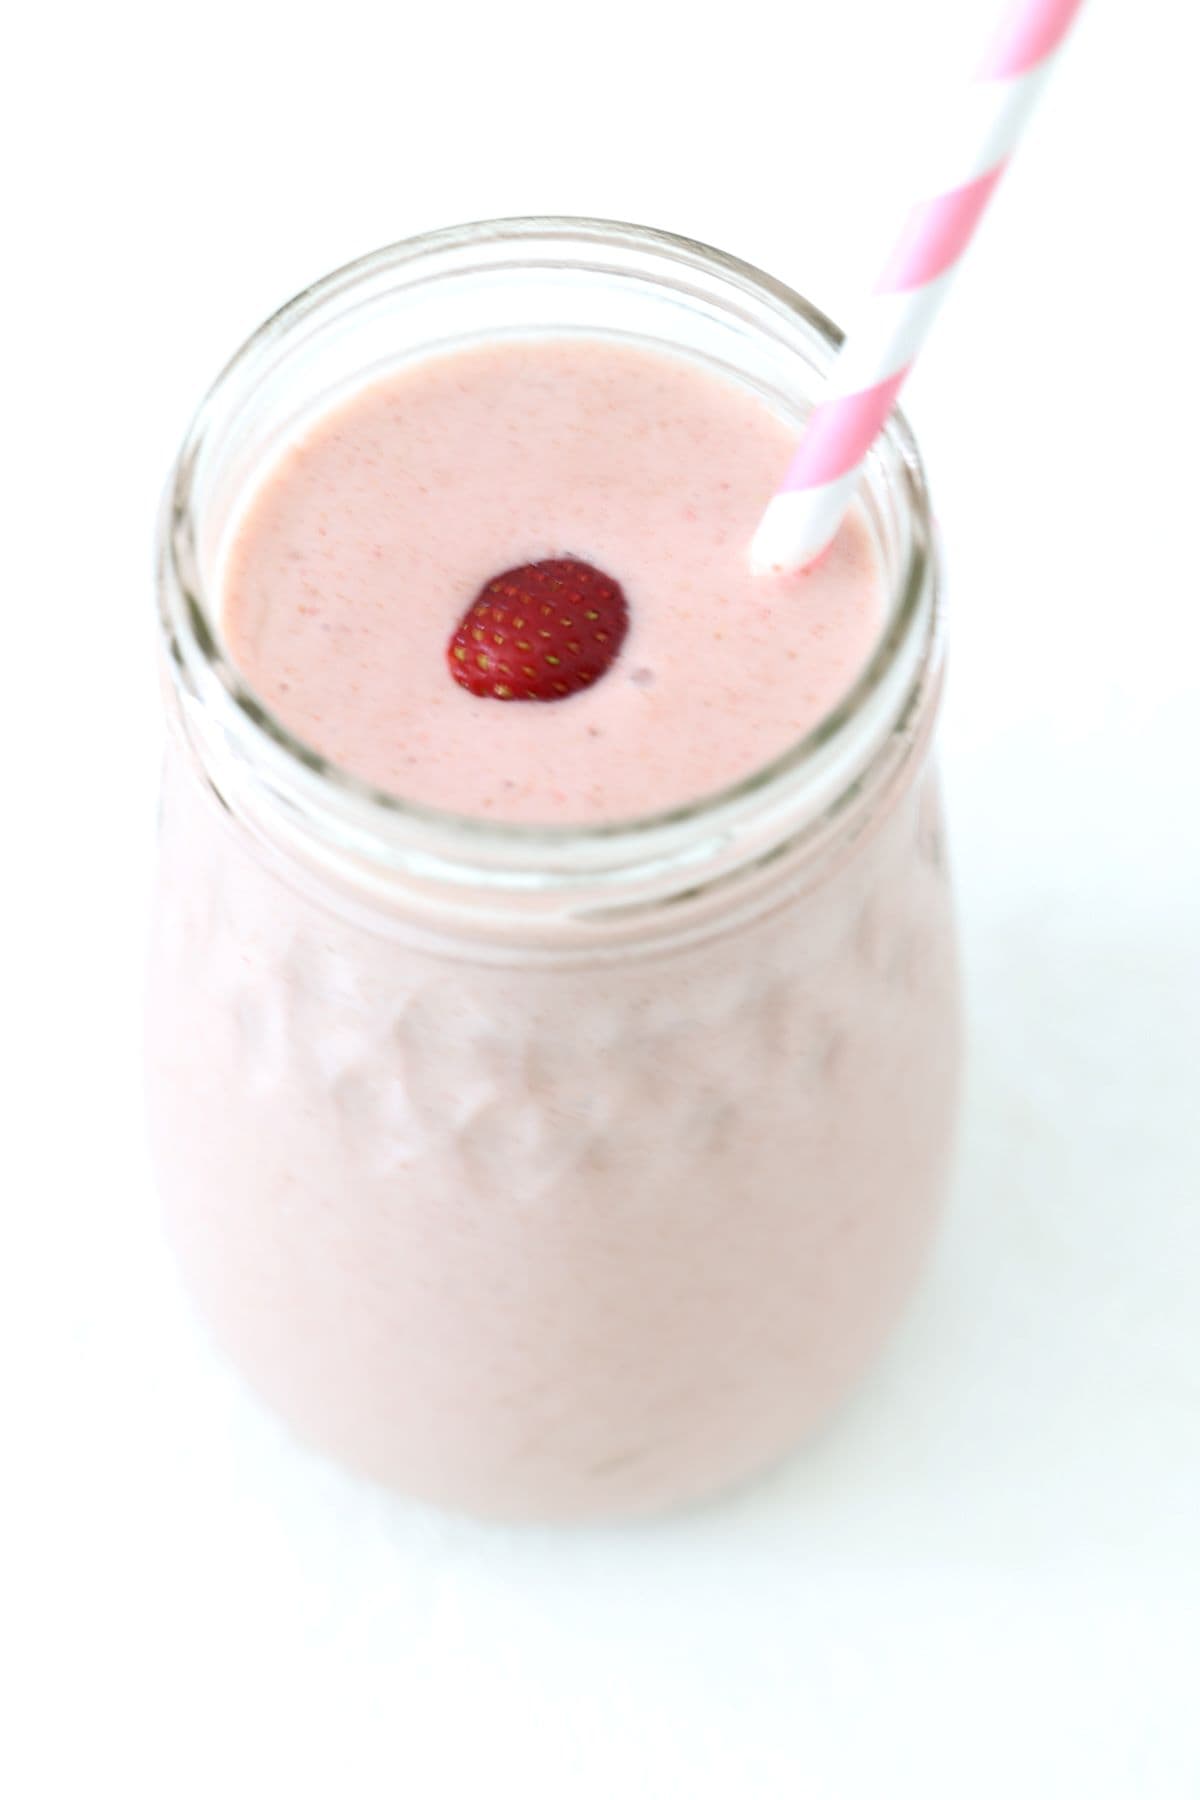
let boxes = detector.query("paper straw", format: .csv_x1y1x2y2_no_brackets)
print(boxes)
750,0,1087,575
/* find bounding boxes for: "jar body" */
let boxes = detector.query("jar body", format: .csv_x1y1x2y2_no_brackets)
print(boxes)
146,726,959,1519
149,218,961,1518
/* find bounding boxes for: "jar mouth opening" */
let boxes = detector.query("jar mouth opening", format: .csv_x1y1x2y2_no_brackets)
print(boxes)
159,216,937,871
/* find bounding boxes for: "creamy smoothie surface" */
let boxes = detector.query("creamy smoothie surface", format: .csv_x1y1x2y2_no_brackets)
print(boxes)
221,337,884,822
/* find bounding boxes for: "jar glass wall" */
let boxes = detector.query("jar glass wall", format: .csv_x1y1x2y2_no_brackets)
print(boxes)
149,219,961,1519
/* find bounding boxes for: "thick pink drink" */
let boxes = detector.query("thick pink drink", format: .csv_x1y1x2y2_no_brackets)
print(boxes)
220,338,882,823
149,222,960,1519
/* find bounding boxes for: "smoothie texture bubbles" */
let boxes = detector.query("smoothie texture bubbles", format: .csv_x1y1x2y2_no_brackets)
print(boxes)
221,338,884,825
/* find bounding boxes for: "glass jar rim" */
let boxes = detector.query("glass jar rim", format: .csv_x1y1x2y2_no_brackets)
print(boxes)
158,215,938,895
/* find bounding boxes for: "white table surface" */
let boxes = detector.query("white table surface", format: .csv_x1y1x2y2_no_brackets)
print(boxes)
6,0,1198,1793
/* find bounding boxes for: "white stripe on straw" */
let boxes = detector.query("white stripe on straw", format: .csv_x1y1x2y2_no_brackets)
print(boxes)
751,0,1087,576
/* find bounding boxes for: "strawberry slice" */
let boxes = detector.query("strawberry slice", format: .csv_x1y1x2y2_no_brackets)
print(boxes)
447,559,629,702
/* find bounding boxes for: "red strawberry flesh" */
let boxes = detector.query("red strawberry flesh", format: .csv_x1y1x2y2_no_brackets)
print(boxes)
447,559,629,702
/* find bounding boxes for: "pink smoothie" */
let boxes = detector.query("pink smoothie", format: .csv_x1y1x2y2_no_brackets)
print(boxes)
221,338,883,821
149,329,959,1519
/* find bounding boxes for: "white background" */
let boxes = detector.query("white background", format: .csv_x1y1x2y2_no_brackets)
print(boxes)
4,0,1199,1793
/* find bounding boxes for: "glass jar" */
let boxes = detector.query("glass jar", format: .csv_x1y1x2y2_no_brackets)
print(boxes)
149,218,960,1520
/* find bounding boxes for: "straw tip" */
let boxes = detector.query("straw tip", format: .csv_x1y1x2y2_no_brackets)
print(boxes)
750,483,851,579
748,501,816,579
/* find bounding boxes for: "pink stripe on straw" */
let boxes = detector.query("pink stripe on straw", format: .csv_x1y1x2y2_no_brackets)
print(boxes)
749,0,1087,573
980,0,1084,79
778,369,910,492
876,164,1007,294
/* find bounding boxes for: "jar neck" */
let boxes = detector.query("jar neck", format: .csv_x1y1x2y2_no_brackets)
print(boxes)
157,217,940,946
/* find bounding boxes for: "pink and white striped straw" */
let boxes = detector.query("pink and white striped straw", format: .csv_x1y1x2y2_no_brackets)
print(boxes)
750,0,1087,575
